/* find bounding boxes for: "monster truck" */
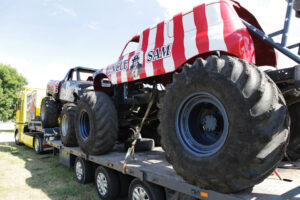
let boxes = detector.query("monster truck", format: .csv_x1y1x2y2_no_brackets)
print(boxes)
41,66,97,146
73,0,300,194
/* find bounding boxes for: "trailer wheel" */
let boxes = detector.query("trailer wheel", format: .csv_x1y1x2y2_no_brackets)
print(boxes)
286,102,300,161
159,56,289,193
95,166,119,200
74,157,92,184
128,178,165,200
60,105,77,147
34,136,43,154
41,97,59,128
75,91,118,155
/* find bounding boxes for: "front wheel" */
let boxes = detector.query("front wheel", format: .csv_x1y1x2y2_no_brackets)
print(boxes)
159,56,289,193
75,91,118,155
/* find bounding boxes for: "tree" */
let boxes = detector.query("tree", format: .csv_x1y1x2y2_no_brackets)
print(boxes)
0,64,27,121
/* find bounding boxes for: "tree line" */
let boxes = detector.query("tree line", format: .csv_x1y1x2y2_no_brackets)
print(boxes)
0,64,27,121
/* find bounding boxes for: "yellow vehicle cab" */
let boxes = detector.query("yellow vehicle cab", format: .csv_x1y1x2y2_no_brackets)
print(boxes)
14,88,47,152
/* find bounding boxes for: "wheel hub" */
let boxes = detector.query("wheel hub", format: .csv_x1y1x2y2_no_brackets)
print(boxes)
34,138,39,152
97,173,108,196
132,187,149,200
75,161,83,180
176,92,229,157
202,115,217,132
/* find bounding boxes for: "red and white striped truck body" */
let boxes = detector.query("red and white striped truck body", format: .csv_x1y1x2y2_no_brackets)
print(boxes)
99,0,255,85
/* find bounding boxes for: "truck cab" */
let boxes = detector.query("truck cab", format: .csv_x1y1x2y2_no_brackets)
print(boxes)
15,88,46,151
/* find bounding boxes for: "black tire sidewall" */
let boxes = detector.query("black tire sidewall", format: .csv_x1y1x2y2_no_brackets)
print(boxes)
60,106,77,147
75,101,95,154
94,166,119,200
162,71,250,165
75,157,91,184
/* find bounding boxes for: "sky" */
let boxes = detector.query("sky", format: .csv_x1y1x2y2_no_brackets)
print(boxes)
0,0,299,88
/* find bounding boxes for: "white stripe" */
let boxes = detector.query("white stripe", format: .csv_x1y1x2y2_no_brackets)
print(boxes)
111,72,117,84
205,3,227,51
121,54,129,82
182,12,198,60
163,21,175,73
145,27,157,77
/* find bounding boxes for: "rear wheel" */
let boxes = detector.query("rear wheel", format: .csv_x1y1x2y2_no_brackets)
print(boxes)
159,56,289,193
128,179,165,200
95,166,119,200
74,157,92,184
34,136,43,154
41,97,59,128
60,104,77,147
75,91,118,155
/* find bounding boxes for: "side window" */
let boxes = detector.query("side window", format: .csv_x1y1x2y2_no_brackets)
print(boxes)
78,71,94,81
68,70,76,81
122,41,139,55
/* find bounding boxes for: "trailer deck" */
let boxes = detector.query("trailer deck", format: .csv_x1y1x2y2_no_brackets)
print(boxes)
47,139,300,200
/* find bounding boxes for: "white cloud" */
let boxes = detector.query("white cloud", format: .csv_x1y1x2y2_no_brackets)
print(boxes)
155,0,300,68
49,3,77,17
56,4,77,17
84,21,100,30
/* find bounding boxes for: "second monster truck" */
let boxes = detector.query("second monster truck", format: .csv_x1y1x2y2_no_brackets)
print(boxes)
41,0,300,194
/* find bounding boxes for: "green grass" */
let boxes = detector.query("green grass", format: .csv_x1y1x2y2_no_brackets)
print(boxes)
0,130,14,133
0,142,102,200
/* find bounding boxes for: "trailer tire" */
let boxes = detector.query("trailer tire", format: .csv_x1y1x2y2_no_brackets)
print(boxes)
74,157,92,184
159,56,289,193
286,102,300,161
95,166,119,200
125,138,154,152
41,97,59,128
128,178,165,200
34,136,43,154
75,91,118,155
60,105,77,147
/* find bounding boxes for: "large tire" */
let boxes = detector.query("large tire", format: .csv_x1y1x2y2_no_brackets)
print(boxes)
60,104,77,147
158,56,289,193
41,97,59,128
286,101,300,161
75,91,118,155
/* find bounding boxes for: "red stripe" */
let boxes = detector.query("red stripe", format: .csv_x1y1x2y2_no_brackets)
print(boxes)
153,21,165,75
220,0,255,63
172,13,186,68
140,28,150,79
193,4,209,54
127,51,135,82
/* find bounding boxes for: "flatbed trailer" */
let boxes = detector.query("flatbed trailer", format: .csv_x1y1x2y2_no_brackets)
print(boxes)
44,137,300,200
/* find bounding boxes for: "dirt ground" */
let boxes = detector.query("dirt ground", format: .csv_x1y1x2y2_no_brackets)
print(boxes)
0,132,127,200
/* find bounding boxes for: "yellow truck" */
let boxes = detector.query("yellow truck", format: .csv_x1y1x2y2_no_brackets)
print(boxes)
14,88,56,153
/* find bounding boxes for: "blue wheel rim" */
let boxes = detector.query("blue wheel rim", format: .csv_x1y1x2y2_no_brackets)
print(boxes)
176,92,229,157
79,110,90,140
